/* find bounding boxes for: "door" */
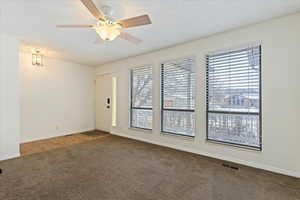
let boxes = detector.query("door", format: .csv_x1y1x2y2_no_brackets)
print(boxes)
96,74,112,132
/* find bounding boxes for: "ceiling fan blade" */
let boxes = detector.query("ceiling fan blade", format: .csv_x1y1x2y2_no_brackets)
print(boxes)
118,15,151,28
80,0,105,20
119,32,142,45
56,25,94,28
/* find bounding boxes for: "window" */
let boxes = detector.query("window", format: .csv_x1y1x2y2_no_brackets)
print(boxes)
112,77,117,127
130,66,153,130
206,45,262,150
161,58,196,137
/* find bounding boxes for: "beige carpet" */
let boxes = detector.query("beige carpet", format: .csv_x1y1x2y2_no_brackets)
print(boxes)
20,130,110,156
0,135,299,200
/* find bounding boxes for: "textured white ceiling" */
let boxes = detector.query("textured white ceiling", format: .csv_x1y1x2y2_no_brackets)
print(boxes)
1,0,300,66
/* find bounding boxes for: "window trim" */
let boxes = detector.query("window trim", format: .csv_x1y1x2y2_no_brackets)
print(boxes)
206,45,262,151
160,58,196,138
129,66,153,131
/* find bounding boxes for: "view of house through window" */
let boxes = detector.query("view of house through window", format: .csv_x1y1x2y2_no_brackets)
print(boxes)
206,45,261,149
161,58,196,137
130,66,153,130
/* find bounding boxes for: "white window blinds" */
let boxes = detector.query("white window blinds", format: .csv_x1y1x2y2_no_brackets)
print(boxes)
130,66,153,130
206,45,261,149
161,58,196,137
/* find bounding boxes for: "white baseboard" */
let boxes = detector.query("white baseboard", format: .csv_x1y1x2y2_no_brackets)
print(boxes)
21,128,95,143
111,131,300,178
0,152,20,161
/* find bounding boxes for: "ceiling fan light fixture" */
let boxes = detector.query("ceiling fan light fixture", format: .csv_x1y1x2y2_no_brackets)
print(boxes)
95,21,122,41
57,0,151,44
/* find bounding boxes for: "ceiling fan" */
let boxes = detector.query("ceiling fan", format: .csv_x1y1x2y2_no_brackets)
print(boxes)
56,0,152,44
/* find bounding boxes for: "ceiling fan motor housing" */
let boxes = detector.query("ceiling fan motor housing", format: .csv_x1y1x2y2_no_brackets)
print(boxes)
101,5,114,19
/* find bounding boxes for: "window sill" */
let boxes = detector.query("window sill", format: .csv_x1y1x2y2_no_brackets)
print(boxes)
206,139,262,151
128,127,152,133
160,132,195,141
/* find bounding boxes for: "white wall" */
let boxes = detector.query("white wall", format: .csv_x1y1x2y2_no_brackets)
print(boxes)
96,12,300,178
0,5,96,159
20,52,96,143
0,33,21,160
0,8,21,160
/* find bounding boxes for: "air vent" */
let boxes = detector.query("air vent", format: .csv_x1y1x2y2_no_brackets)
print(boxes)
222,163,239,170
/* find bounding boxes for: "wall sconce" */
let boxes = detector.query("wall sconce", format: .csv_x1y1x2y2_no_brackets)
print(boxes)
32,50,44,66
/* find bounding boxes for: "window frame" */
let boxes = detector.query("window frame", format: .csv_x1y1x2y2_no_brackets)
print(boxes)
129,66,153,131
160,58,196,138
206,45,262,150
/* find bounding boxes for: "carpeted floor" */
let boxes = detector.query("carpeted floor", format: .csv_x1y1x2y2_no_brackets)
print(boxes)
0,135,299,200
20,130,110,156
